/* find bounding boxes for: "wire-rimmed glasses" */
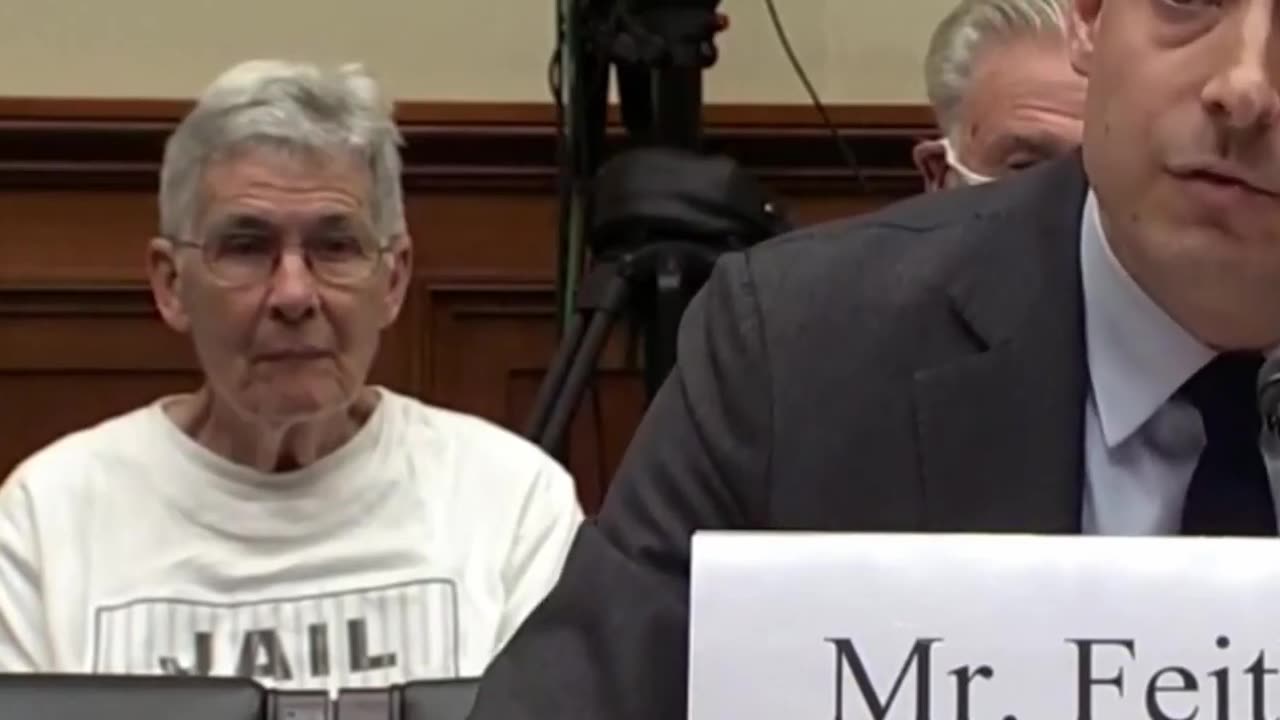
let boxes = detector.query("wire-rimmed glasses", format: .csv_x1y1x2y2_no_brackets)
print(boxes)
169,222,388,287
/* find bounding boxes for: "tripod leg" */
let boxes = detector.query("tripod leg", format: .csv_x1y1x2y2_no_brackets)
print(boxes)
643,253,690,399
539,274,630,455
524,309,588,440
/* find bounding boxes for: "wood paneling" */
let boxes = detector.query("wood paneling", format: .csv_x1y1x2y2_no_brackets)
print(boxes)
0,288,196,474
422,283,647,512
0,98,936,511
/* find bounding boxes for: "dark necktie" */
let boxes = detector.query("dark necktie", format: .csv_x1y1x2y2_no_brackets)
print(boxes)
1179,352,1277,536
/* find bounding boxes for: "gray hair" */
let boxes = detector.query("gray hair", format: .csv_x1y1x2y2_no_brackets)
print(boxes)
159,59,406,243
924,0,1070,137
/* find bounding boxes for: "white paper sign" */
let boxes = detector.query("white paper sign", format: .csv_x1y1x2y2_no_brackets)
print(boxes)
688,532,1280,720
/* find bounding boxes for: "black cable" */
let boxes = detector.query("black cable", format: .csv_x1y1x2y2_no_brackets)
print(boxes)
549,23,568,200
548,2,563,110
550,3,576,335
762,0,869,193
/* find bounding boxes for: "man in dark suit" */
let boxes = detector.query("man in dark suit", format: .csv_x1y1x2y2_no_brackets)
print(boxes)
469,0,1280,717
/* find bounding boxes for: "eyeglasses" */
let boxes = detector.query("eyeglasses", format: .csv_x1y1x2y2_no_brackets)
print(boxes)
170,229,387,288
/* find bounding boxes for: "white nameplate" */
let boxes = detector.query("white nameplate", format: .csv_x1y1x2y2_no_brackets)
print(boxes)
688,532,1280,720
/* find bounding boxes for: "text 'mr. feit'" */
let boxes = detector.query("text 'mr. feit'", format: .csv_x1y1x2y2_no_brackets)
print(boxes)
827,635,1277,720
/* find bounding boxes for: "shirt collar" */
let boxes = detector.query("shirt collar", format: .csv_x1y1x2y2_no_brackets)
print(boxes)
1081,190,1216,449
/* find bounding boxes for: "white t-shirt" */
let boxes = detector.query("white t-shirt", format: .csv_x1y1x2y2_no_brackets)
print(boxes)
0,387,584,694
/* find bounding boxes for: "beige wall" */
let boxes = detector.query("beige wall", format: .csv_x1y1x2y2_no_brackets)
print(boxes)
0,0,955,104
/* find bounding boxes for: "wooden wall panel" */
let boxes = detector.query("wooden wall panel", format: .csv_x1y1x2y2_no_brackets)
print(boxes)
408,193,560,281
422,283,646,511
0,373,198,474
0,191,158,285
0,99,936,512
0,288,197,473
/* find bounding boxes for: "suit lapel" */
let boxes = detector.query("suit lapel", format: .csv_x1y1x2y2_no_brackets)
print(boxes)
913,155,1090,533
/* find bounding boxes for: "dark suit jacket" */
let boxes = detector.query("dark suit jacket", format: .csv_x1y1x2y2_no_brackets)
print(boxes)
469,153,1093,720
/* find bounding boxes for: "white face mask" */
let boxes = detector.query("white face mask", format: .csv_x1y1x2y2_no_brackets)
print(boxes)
941,138,995,186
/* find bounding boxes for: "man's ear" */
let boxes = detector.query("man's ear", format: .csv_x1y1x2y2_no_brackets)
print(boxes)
380,234,413,328
912,139,950,193
147,237,191,333
1068,0,1103,77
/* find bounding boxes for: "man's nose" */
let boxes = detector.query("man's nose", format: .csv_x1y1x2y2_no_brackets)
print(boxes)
1201,1,1280,135
265,247,319,323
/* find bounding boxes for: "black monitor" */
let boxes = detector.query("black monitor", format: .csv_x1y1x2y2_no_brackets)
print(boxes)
0,674,265,720
399,677,479,720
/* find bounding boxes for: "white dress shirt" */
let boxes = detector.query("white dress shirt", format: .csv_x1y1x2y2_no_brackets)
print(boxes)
1079,190,1280,534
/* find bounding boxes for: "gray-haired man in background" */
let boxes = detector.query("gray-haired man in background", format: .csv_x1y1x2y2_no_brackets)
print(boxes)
913,0,1087,189
0,60,583,694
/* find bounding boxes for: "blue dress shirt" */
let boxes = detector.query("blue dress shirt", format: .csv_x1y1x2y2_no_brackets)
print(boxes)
1079,190,1280,534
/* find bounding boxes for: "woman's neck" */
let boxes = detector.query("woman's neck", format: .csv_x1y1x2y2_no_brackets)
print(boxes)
164,386,379,473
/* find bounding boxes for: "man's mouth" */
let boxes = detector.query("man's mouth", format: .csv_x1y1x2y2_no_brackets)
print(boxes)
1170,164,1280,199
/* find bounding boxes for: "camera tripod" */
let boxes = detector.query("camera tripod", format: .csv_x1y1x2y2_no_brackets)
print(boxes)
527,0,789,456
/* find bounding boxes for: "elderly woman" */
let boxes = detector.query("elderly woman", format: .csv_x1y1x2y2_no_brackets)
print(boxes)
0,60,583,693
